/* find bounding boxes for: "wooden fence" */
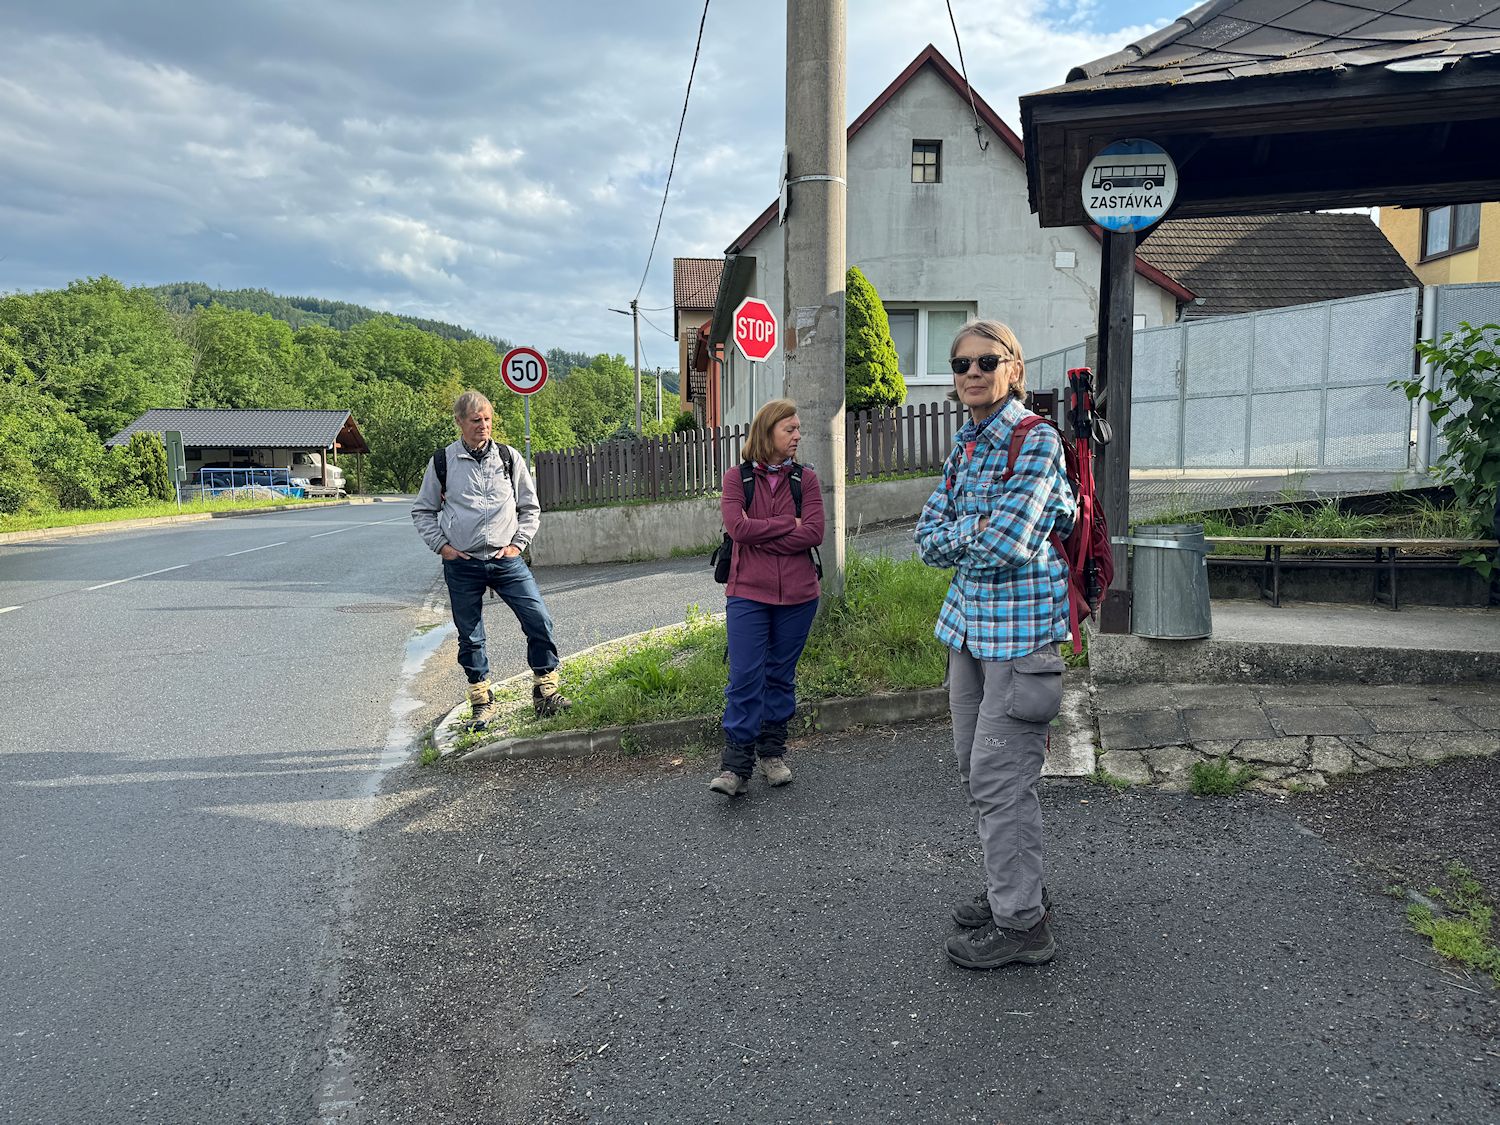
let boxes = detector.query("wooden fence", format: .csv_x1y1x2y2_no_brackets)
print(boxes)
535,401,986,510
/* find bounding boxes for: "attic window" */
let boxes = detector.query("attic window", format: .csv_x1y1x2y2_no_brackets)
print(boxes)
1421,203,1480,261
911,141,941,184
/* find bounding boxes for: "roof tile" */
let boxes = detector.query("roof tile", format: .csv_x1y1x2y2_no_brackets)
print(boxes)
107,409,356,449
673,258,722,312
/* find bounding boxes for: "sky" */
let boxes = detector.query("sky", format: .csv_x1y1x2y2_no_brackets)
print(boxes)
0,1,1192,362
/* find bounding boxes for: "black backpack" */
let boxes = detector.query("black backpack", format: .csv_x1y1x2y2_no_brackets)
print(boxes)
433,442,514,499
711,462,822,583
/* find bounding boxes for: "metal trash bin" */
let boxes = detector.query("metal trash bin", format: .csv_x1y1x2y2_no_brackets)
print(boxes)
1117,523,1213,639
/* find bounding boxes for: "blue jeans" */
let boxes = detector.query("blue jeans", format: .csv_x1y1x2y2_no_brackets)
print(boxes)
722,595,819,773
442,554,559,683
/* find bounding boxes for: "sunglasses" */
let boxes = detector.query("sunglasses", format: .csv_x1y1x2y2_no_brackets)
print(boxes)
949,354,1010,375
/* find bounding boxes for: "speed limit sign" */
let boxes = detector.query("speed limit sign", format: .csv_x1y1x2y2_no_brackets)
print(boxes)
500,346,548,395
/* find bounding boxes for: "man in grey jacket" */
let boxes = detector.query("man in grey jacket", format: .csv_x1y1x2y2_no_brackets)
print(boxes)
412,390,571,724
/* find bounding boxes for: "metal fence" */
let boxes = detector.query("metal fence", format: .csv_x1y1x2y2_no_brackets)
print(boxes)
1029,282,1500,471
1421,283,1500,467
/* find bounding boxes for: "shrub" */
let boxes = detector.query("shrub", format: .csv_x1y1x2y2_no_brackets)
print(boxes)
845,266,906,412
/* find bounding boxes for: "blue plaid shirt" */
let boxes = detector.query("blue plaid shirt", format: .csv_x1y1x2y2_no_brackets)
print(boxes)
915,398,1076,660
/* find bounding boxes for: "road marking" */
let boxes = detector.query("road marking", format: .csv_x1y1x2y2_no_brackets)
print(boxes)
0,605,19,615
310,527,353,538
224,542,286,557
371,516,408,525
85,564,189,592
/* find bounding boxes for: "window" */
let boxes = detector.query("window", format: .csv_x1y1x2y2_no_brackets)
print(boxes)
883,303,977,383
911,140,940,184
1422,203,1481,260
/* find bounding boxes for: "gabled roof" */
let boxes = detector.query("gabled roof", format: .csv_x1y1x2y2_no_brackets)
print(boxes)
1138,212,1419,317
724,44,1194,303
107,409,369,453
1062,0,1500,91
673,258,722,313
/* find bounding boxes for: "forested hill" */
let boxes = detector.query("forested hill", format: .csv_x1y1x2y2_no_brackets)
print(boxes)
150,282,504,346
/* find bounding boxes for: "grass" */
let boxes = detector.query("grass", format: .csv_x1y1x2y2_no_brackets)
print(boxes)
1406,861,1500,986
1189,758,1256,796
456,552,969,748
0,494,340,533
1094,769,1134,792
1143,497,1482,558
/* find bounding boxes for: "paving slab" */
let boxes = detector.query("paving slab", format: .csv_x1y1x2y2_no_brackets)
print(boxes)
1361,705,1477,733
1182,706,1276,742
1096,709,1188,751
1265,705,1375,737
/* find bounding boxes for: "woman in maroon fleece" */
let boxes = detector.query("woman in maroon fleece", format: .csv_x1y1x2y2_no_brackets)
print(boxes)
709,398,825,797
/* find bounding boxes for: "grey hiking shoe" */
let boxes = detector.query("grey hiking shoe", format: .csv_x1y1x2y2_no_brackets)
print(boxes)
952,885,1053,929
758,756,792,786
945,917,1056,971
708,770,748,797
466,680,496,728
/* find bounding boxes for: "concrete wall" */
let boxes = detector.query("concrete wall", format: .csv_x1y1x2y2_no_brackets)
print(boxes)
721,64,1180,427
528,474,941,567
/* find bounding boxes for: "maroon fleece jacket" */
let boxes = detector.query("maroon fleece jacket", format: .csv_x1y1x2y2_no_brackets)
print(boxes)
720,462,825,605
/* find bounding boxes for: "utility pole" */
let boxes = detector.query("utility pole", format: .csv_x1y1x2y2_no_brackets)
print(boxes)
655,367,663,422
631,298,642,437
784,0,847,597
1095,229,1137,633
610,301,646,437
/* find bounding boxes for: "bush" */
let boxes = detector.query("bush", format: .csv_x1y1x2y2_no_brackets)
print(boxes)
845,266,906,412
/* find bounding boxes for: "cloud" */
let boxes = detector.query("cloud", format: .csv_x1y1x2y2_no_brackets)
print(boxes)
0,1,1178,356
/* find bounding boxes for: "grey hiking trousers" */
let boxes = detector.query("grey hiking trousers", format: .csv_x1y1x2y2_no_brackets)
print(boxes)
946,644,1065,931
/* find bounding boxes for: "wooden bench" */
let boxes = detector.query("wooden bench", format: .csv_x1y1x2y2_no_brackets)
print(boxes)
1204,536,1500,610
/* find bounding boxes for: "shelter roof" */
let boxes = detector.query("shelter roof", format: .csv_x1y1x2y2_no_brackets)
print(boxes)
1139,211,1419,316
107,409,369,453
1020,0,1500,226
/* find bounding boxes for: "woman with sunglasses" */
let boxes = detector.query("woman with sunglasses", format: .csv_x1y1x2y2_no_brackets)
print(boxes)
915,320,1076,971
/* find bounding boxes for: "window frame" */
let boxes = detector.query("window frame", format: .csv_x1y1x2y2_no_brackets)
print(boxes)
882,302,978,385
1420,203,1481,262
910,140,941,184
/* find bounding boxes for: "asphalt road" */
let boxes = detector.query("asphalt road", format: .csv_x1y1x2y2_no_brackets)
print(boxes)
341,726,1500,1125
0,504,726,1125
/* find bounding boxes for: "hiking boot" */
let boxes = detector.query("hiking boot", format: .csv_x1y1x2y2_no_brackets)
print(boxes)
758,756,792,786
708,770,749,797
952,885,1053,929
466,680,496,728
532,670,572,718
945,918,1055,971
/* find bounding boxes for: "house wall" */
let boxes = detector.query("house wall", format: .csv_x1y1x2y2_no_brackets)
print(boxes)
1380,203,1500,284
720,65,1179,427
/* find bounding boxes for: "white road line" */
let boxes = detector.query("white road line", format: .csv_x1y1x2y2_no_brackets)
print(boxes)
224,542,286,557
85,564,189,592
371,516,408,525
0,605,20,615
310,527,353,538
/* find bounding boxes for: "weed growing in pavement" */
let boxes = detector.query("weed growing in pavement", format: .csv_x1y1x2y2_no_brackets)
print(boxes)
1094,769,1134,792
418,733,441,767
1407,861,1500,986
1189,758,1256,796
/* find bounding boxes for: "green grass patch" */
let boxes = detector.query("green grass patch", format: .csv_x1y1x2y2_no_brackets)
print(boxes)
463,552,966,746
1094,769,1134,792
1189,758,1256,796
1407,862,1500,986
0,495,339,534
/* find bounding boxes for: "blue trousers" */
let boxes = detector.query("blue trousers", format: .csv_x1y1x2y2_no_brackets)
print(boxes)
442,555,559,683
722,595,818,769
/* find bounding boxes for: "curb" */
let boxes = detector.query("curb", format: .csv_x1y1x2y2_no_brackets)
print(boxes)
0,497,375,546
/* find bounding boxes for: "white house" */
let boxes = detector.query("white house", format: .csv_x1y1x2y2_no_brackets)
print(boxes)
707,45,1192,427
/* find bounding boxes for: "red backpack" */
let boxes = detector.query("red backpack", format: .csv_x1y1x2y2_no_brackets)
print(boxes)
1001,369,1113,656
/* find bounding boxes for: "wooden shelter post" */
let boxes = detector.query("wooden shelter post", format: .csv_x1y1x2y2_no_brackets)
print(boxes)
1096,228,1136,633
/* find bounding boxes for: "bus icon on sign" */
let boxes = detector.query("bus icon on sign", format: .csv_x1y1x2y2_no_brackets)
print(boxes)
1090,163,1167,192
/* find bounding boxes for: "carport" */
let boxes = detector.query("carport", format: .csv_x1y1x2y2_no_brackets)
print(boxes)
1018,0,1500,629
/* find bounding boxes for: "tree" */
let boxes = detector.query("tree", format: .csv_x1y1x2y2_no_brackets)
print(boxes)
110,432,173,505
1401,321,1500,577
188,306,298,408
845,266,906,412
353,380,456,492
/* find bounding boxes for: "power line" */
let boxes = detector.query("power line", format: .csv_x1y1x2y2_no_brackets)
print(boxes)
638,312,676,340
945,0,989,153
635,0,712,302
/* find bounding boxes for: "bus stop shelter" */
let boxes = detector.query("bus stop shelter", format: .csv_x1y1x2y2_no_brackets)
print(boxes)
1018,0,1500,628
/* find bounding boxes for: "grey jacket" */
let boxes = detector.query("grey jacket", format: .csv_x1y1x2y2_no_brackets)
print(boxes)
411,441,541,558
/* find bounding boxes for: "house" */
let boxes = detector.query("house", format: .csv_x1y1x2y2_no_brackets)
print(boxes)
106,409,369,489
1136,213,1419,318
702,44,1195,427
1380,203,1500,285
672,257,722,424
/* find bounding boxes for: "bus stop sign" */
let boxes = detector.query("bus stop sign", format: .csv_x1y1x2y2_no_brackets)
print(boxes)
1082,139,1177,234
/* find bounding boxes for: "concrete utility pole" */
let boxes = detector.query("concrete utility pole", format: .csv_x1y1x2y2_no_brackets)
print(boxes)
631,298,643,437
783,0,848,597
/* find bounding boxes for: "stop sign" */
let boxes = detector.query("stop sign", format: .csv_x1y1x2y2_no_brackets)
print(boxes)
732,297,778,363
